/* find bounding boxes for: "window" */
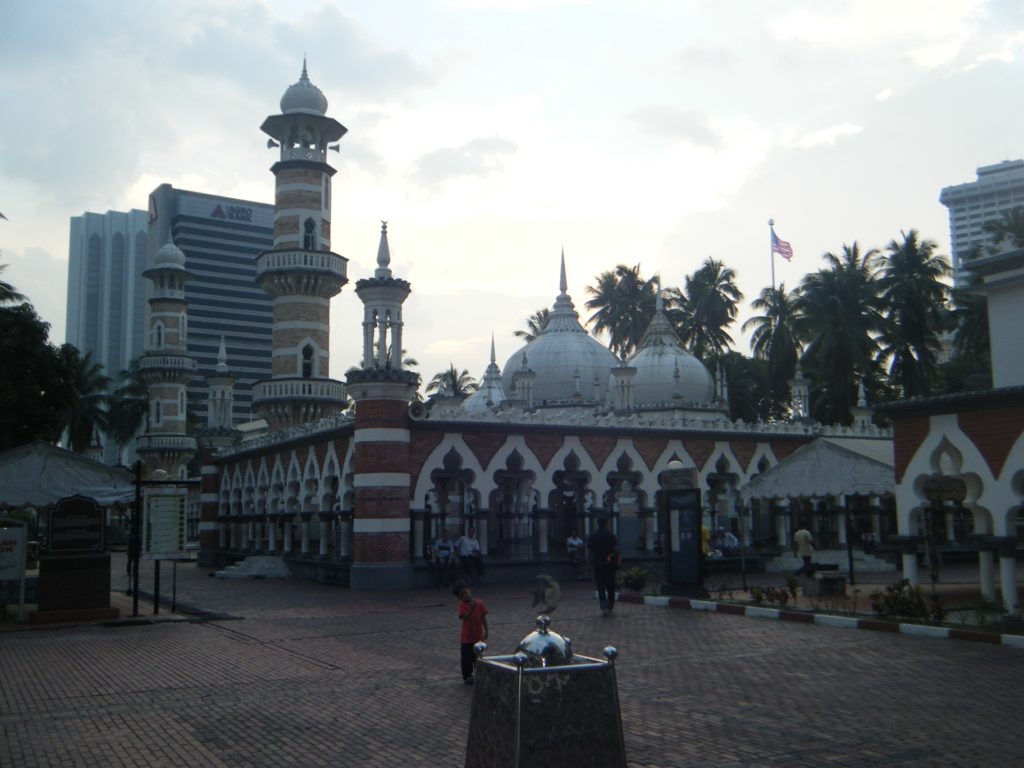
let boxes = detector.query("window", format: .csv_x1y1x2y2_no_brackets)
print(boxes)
152,400,162,426
179,390,186,418
303,217,317,250
152,321,164,350
302,344,314,378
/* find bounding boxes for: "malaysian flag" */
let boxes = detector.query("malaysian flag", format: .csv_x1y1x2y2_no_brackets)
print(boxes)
771,228,793,261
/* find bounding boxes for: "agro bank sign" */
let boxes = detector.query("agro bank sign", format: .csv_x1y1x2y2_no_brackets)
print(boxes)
143,488,189,560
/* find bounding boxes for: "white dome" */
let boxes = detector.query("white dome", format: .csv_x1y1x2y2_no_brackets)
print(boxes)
502,289,616,404
280,62,328,115
154,237,187,268
626,303,714,405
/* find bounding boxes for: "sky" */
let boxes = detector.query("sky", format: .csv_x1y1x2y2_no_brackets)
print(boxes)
2,0,1023,386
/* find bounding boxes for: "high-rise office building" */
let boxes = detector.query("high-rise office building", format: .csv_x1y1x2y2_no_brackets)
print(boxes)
146,184,274,425
939,159,1024,283
66,209,150,463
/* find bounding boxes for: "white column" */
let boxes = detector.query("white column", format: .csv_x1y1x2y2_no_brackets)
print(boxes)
902,552,919,587
945,511,956,543
319,519,329,557
218,522,226,548
268,518,278,553
775,509,787,547
478,519,488,556
644,514,655,551
538,517,549,555
300,516,311,555
283,516,293,554
979,550,996,600
253,521,263,552
999,551,1019,613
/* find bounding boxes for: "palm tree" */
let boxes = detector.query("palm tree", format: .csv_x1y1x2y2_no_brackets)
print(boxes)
513,308,551,343
584,264,659,357
0,264,25,304
426,364,478,397
982,206,1024,253
675,258,743,360
794,243,883,424
875,230,950,398
63,347,111,453
742,283,800,416
106,360,149,457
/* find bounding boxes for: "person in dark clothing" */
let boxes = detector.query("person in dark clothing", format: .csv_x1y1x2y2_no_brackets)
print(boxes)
587,517,621,615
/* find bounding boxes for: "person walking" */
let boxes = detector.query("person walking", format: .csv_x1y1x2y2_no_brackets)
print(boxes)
587,517,621,615
793,526,815,576
453,582,488,684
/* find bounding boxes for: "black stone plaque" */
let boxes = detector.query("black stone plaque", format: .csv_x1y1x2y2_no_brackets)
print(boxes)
48,496,104,553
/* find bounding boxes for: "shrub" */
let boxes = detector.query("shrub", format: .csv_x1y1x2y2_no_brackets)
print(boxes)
870,579,944,625
616,566,650,594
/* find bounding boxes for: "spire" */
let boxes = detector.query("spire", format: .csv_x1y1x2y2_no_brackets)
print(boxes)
655,279,664,312
559,248,567,295
216,336,228,374
301,56,309,82
375,220,392,279
490,333,496,363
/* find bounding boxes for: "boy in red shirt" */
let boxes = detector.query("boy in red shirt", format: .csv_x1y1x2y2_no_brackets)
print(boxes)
453,581,488,684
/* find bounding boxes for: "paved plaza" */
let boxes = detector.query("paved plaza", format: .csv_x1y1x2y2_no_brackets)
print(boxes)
2,558,1023,767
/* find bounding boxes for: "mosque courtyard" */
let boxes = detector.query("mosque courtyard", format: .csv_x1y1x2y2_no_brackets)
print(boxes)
1,558,1022,768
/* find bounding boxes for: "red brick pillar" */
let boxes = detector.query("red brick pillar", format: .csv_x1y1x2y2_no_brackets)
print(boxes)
347,374,418,590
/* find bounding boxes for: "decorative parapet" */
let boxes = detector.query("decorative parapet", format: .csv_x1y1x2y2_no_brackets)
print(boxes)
137,434,198,452
139,354,198,373
252,378,346,403
256,249,347,278
219,413,354,457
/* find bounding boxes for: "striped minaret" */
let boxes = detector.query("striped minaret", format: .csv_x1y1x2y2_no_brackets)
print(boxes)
136,237,198,478
346,223,419,590
252,60,348,430
196,337,239,566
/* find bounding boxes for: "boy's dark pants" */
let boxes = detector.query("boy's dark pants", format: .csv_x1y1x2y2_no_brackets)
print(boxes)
460,642,477,681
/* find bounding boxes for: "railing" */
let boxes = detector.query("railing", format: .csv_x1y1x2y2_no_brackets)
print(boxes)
137,434,198,452
252,378,346,402
139,354,197,372
256,249,347,277
282,146,325,163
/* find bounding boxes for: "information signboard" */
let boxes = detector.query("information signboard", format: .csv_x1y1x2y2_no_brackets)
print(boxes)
143,489,188,560
664,488,703,587
0,520,28,620
48,496,104,553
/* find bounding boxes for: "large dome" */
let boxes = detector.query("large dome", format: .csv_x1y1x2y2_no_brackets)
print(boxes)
626,297,714,405
501,259,617,404
280,61,328,115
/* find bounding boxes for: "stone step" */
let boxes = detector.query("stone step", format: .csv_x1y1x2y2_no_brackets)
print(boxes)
766,550,897,574
214,555,292,579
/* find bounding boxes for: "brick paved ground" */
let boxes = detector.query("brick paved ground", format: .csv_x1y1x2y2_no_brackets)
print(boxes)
1,557,1022,767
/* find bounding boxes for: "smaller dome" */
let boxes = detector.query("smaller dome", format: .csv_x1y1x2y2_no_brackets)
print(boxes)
280,61,328,115
154,237,187,267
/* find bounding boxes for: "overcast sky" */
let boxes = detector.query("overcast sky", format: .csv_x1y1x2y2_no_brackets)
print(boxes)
2,0,1023,384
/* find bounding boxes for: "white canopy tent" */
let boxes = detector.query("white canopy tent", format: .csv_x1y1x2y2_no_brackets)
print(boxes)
0,441,135,510
740,438,894,502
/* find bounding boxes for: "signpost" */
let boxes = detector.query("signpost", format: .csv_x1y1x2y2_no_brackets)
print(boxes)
144,487,189,616
0,519,27,622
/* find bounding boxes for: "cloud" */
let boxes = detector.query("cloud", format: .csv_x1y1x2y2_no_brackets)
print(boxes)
629,106,720,149
875,88,893,101
676,45,736,70
793,123,863,149
410,137,518,187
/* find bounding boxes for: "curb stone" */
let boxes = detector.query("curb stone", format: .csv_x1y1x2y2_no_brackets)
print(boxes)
624,593,1024,649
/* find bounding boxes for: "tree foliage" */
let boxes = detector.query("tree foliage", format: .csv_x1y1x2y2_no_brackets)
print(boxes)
0,304,76,451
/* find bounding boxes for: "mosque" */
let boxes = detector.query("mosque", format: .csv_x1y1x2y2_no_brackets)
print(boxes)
139,64,895,590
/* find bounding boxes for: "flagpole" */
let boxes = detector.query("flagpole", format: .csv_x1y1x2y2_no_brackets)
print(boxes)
768,217,776,294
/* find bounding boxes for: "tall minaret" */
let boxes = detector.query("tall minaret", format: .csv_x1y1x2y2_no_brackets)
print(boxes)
136,237,198,478
346,222,419,590
251,60,349,430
